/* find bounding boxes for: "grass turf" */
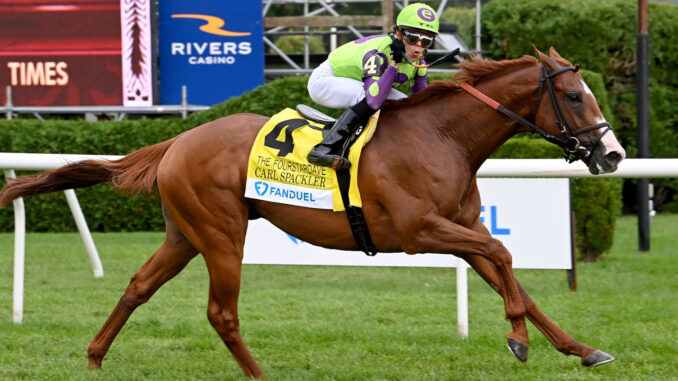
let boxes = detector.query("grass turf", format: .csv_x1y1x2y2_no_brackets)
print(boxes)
0,214,677,380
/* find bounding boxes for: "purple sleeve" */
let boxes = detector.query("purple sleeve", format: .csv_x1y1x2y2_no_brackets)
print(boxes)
363,65,398,110
411,61,428,94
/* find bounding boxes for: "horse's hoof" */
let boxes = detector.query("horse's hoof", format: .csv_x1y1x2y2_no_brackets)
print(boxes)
582,350,615,367
507,337,529,362
88,357,102,369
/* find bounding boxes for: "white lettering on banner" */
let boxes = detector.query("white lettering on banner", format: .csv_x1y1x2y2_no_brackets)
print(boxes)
6,61,69,86
243,178,572,270
238,43,252,55
170,42,252,65
189,56,236,65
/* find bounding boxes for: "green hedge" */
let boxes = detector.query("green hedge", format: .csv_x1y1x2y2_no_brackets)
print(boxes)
481,0,678,211
482,0,678,87
0,72,619,260
0,77,340,233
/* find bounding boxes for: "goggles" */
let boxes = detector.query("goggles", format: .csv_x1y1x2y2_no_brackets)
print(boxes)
401,29,435,48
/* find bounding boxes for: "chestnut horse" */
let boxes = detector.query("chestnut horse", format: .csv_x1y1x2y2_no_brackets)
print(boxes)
1,48,625,378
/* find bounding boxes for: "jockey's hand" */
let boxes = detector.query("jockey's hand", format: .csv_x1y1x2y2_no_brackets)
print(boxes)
390,38,405,65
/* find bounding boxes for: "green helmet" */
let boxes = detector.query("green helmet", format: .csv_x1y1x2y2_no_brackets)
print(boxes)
396,3,439,35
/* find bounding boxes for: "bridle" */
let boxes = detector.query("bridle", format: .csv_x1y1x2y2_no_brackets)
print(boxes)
460,64,612,163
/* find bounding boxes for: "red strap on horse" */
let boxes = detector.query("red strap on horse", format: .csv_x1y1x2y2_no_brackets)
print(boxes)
459,81,574,153
459,82,500,110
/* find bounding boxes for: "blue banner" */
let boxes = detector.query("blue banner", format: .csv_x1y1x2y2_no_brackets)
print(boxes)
159,0,264,105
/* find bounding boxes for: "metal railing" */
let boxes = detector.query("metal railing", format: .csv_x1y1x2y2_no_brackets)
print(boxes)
2,1,480,119
262,0,479,78
2,85,210,121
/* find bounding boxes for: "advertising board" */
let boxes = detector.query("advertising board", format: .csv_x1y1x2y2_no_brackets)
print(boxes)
0,0,153,106
244,178,572,270
158,0,264,105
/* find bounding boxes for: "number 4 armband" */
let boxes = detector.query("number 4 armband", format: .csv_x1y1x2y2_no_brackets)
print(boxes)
362,52,387,78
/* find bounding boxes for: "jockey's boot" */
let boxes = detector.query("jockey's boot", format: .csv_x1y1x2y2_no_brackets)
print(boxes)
307,106,363,169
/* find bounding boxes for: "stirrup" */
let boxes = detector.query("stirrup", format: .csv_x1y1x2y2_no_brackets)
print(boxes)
307,150,352,169
331,140,352,169
332,156,351,170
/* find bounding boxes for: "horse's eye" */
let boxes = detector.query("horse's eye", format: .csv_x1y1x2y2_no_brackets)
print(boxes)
566,92,582,103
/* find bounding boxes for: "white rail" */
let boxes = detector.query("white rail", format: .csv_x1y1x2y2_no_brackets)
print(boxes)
2,153,672,176
0,153,122,170
477,158,677,178
2,154,675,333
1,154,122,323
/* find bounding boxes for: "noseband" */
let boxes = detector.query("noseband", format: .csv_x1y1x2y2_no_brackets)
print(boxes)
460,65,612,163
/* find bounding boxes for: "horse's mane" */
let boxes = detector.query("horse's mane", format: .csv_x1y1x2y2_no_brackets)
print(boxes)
453,54,540,84
386,55,541,109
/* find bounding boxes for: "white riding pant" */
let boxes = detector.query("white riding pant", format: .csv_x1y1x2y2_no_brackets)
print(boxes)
307,59,408,109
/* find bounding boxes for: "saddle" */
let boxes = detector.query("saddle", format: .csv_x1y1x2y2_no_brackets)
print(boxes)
296,104,375,149
296,104,336,125
296,104,377,256
245,105,379,256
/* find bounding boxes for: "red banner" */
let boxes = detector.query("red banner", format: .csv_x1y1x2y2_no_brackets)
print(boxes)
0,0,123,106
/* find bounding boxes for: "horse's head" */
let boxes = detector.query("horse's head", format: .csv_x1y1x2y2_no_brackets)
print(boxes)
533,47,626,174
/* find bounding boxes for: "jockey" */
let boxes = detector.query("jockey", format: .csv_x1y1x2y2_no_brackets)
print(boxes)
307,3,440,169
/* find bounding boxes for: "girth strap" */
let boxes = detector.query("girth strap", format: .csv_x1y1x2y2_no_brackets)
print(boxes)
335,168,378,256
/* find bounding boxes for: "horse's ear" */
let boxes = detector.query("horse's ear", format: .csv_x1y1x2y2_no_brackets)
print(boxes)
549,46,574,67
533,44,560,72
532,43,545,58
532,44,551,64
549,47,564,60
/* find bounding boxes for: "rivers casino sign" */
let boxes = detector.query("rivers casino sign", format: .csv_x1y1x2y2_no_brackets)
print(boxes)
158,0,264,106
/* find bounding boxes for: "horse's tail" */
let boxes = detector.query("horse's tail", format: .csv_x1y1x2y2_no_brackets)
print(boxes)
0,137,178,207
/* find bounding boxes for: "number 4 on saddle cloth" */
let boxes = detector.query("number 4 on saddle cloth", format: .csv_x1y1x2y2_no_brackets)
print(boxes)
245,105,380,255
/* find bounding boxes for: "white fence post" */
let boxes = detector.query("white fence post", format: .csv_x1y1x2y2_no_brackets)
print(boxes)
457,258,469,338
64,189,104,278
6,170,25,324
0,154,123,323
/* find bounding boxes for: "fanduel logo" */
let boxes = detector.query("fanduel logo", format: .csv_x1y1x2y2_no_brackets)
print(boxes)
255,181,269,196
253,181,317,203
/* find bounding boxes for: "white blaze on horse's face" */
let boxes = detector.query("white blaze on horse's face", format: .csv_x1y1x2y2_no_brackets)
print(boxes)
581,79,595,99
600,127,626,160
592,114,626,162
579,79,626,174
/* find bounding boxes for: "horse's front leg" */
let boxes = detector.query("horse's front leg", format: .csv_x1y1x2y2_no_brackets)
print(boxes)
401,213,529,360
463,220,614,366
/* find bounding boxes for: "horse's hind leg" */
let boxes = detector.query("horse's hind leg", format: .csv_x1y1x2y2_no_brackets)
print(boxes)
184,218,264,378
162,189,265,377
87,211,198,369
204,253,265,378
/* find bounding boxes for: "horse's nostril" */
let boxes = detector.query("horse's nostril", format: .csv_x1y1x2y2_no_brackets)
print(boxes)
605,151,621,164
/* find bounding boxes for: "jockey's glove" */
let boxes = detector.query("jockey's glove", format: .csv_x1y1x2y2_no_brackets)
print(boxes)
390,37,405,64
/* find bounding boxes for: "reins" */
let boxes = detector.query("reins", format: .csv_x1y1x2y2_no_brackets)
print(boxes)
404,48,460,69
459,64,611,163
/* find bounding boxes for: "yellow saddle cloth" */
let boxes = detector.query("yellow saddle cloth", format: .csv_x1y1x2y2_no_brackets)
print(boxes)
245,107,378,211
